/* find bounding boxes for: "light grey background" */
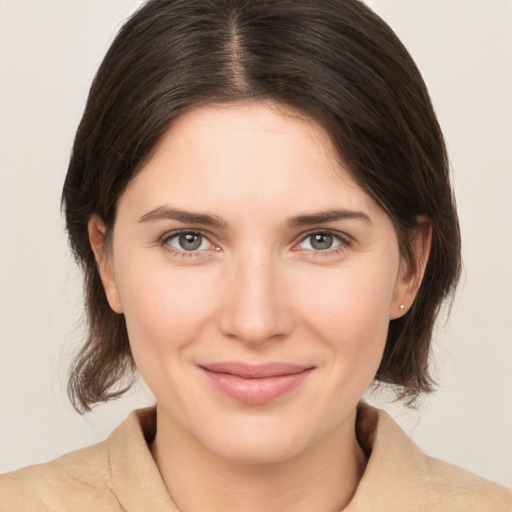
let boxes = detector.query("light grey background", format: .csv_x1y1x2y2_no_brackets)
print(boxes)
1,0,511,487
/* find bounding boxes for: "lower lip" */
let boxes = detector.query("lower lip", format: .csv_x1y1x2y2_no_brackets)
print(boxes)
201,368,313,405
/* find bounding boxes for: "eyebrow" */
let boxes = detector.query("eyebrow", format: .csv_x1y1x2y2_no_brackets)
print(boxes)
138,206,372,229
138,206,228,228
286,209,372,227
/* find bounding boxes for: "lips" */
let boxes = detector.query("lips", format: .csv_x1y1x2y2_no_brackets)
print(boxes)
200,362,314,405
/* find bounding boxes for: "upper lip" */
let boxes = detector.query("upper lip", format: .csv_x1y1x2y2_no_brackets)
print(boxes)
200,362,313,379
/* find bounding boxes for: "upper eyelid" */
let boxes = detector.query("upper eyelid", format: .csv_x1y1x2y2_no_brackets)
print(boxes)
296,229,352,245
162,228,213,241
160,229,216,251
160,228,352,251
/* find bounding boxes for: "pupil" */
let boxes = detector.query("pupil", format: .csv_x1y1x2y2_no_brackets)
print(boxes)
179,233,202,250
311,233,333,250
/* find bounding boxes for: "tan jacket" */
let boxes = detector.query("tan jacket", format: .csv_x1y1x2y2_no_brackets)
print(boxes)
1,404,510,511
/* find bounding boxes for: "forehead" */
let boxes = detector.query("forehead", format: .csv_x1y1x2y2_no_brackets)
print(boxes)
118,101,385,224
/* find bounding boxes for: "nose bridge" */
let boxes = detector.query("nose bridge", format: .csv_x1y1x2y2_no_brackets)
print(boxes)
219,246,293,344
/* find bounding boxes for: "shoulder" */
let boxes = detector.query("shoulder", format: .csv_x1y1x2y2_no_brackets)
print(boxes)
0,407,159,512
0,436,120,512
423,455,512,511
350,403,512,512
0,407,169,512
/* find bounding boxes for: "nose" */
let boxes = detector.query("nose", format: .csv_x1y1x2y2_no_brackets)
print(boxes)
218,250,294,346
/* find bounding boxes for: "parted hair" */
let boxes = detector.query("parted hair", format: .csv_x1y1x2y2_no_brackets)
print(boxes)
63,0,461,412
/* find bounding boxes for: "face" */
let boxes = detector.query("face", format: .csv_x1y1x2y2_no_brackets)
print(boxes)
91,101,421,464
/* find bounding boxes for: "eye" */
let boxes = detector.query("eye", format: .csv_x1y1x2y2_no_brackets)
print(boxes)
163,231,214,252
298,231,348,252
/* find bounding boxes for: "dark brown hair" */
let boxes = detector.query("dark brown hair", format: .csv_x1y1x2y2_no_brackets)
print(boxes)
63,0,461,412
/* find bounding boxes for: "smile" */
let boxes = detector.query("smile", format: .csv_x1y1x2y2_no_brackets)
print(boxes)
199,362,314,405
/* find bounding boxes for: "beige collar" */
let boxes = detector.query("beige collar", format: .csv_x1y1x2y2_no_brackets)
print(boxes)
108,403,510,512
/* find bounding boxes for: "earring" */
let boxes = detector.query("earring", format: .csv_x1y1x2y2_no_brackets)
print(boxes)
399,304,405,311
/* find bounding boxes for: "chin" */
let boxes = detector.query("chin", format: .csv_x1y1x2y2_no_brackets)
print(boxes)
212,437,305,466
198,417,317,466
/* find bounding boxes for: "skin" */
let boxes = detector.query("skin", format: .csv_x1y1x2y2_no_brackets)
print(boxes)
89,101,430,512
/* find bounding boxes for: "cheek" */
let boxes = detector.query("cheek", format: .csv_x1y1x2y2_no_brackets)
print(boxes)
115,262,222,407
298,261,397,378
115,261,219,358
302,261,396,333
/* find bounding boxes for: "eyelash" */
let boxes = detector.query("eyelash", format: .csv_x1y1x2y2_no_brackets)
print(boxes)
159,229,351,259
297,230,351,257
160,230,214,259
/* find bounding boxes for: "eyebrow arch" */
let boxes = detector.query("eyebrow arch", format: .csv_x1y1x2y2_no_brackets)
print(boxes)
138,206,228,229
286,209,372,227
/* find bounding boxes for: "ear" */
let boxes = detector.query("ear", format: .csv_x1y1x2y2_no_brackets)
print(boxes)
390,216,432,319
88,215,123,314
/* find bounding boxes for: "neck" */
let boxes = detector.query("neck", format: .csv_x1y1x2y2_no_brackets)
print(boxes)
151,406,366,512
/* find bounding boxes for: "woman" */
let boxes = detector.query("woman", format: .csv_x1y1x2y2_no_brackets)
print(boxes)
1,0,510,510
